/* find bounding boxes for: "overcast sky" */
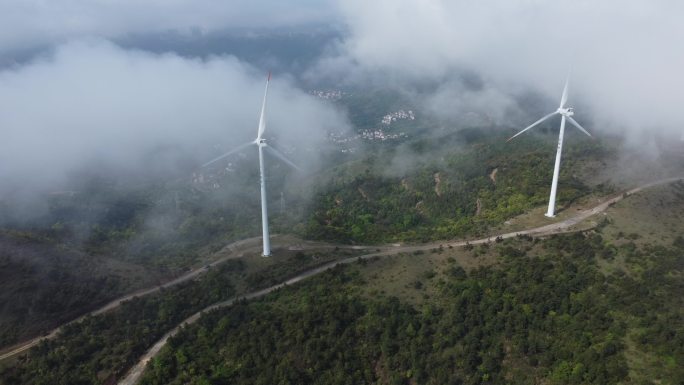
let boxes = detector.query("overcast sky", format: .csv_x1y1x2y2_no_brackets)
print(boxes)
0,0,339,55
0,0,682,198
2,0,682,131
317,0,684,137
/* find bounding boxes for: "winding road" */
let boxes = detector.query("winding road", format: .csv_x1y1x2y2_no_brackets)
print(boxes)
116,176,683,385
0,238,379,362
0,177,680,379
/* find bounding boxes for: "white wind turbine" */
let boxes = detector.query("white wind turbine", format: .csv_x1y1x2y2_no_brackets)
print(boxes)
202,73,300,256
507,77,592,217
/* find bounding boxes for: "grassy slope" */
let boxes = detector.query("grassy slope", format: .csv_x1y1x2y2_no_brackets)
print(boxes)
596,181,684,384
369,180,684,373
135,180,683,385
361,180,684,384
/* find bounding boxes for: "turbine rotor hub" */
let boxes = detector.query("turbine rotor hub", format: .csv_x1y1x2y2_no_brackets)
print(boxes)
558,107,574,117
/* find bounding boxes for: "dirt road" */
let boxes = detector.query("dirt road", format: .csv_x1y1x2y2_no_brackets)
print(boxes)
117,176,683,385
0,234,386,362
0,234,252,360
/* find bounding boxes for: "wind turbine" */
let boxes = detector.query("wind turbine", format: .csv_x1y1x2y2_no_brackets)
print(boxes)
202,73,301,256
507,77,592,217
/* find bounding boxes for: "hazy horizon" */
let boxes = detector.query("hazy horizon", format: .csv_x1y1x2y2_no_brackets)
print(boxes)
1,0,682,203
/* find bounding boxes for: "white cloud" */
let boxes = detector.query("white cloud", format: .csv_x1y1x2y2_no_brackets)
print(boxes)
0,0,338,54
0,40,349,191
322,0,684,135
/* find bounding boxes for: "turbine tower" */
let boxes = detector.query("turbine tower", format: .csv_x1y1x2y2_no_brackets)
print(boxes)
507,77,592,217
203,73,300,256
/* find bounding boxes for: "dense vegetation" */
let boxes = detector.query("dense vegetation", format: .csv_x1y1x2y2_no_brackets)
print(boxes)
0,229,159,347
0,104,610,349
2,181,257,269
0,158,302,347
0,261,240,385
134,232,683,385
0,169,277,347
305,129,607,243
0,247,359,385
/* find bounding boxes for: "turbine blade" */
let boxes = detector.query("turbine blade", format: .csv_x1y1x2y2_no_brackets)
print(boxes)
506,112,558,142
560,77,569,108
567,116,592,138
202,141,254,168
256,72,271,140
264,144,302,171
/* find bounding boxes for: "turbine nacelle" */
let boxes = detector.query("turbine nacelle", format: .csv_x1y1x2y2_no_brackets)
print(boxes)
557,107,574,117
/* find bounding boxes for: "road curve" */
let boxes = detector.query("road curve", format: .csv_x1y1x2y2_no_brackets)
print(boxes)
0,236,252,361
0,235,386,362
117,176,683,385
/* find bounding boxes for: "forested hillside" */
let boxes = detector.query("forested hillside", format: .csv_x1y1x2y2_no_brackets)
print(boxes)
1,3,682,385
0,245,364,385
130,182,684,385
137,231,683,385
0,229,159,347
304,127,608,243
0,173,267,348
0,84,680,384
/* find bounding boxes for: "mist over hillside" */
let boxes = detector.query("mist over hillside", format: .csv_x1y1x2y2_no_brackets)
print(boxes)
1,1,682,214
0,0,682,276
0,3,682,384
